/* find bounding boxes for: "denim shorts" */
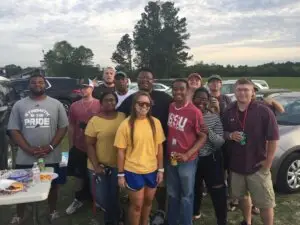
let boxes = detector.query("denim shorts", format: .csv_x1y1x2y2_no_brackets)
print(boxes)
125,170,158,191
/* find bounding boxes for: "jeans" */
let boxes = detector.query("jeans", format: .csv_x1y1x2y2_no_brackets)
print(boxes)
167,159,197,225
88,168,120,224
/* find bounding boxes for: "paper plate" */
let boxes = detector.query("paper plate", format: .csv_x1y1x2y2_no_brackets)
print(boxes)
0,179,24,192
8,170,30,182
40,172,59,182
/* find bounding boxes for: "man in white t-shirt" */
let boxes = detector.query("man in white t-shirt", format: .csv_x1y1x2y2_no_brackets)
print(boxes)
115,71,136,108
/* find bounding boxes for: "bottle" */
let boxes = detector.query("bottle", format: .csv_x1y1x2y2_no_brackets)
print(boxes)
38,158,45,171
170,138,178,166
32,162,41,184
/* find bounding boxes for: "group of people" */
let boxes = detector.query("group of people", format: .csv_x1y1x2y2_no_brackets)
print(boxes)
7,67,282,225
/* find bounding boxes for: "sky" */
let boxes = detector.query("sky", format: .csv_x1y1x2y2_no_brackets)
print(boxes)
0,0,299,67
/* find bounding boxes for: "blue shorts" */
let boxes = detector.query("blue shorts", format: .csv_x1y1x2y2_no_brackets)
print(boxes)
15,164,67,185
125,170,158,191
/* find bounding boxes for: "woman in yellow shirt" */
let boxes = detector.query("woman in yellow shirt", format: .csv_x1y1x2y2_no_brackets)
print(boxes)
114,91,165,225
85,92,126,225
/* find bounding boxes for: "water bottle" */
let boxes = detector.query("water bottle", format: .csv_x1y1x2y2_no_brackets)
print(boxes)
32,162,41,184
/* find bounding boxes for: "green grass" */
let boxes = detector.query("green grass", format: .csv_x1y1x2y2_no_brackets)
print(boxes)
1,177,300,225
203,77,300,91
2,131,300,225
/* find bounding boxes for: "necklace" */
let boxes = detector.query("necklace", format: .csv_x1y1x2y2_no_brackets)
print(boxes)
81,99,95,113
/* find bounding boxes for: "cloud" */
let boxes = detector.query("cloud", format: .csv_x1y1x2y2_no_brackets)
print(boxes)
0,0,299,68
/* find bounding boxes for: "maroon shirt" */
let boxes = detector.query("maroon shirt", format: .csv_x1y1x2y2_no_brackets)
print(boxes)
222,101,279,175
69,99,101,152
167,102,204,161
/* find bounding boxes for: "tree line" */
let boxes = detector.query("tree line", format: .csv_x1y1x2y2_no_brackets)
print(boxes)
1,1,299,79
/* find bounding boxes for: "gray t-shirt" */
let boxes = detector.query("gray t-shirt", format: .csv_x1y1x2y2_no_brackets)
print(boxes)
8,96,69,165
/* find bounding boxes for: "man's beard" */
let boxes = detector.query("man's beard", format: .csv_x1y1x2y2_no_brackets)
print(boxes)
30,88,45,96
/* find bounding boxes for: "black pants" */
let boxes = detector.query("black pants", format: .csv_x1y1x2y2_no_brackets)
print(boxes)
194,151,227,225
67,146,91,201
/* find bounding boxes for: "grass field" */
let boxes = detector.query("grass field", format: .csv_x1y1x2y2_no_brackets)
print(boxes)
1,137,300,225
207,77,300,91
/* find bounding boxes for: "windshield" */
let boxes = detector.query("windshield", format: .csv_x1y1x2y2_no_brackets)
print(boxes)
274,95,300,125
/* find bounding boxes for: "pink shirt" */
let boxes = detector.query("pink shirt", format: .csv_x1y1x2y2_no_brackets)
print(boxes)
69,99,101,152
167,102,204,161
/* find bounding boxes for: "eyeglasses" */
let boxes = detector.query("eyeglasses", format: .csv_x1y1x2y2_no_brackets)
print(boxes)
136,101,151,108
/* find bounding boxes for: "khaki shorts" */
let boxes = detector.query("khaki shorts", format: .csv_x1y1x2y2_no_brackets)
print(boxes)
231,168,276,209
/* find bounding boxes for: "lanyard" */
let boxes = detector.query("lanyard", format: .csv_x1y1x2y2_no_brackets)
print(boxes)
236,106,249,131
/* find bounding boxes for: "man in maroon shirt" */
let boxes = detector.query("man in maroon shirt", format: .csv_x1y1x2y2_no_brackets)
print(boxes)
66,78,101,215
166,79,207,225
222,78,279,225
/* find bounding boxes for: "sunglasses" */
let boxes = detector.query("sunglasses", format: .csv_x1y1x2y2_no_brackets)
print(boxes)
136,101,151,108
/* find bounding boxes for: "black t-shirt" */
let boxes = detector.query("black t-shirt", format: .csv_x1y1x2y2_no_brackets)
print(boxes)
117,90,173,138
92,84,115,100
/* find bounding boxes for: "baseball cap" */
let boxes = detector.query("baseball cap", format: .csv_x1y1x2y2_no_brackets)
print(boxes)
207,74,222,83
188,73,202,80
115,71,128,79
81,78,94,88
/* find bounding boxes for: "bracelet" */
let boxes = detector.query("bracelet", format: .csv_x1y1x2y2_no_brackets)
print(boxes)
229,133,233,140
117,173,125,177
49,145,54,151
158,168,164,173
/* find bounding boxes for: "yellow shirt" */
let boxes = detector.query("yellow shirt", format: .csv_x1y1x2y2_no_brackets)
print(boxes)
85,112,126,170
114,117,165,174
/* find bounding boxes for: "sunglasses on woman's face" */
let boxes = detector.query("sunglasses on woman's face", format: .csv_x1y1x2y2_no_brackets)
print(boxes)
136,101,151,108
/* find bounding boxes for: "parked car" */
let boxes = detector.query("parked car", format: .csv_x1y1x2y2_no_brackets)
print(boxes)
204,79,269,101
270,92,300,193
129,82,170,92
0,77,18,169
11,77,82,113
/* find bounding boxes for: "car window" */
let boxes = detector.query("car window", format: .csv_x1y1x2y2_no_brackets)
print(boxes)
221,84,234,94
285,100,300,114
47,79,76,89
277,113,300,125
153,83,164,90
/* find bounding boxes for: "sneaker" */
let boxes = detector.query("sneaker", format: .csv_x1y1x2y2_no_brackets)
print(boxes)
66,199,83,215
251,205,260,215
193,213,202,220
10,216,25,225
49,210,60,223
240,221,251,225
151,210,165,225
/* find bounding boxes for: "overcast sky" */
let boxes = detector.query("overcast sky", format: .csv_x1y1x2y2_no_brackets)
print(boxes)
0,0,299,67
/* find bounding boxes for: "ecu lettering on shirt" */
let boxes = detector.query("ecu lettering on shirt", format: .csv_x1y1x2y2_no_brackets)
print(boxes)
222,101,279,175
167,102,204,161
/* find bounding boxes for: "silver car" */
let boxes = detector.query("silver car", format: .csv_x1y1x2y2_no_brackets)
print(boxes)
270,92,300,193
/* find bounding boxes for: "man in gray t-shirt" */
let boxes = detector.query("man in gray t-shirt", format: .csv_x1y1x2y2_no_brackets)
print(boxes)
7,73,68,224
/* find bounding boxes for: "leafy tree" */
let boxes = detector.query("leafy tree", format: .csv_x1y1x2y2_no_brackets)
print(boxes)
3,64,22,77
133,1,192,78
111,34,133,73
44,41,97,78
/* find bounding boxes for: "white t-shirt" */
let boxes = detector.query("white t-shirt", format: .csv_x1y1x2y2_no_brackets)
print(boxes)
116,89,136,108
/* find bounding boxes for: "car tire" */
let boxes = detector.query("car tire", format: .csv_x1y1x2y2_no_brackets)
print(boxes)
60,100,71,114
276,152,300,193
0,135,16,170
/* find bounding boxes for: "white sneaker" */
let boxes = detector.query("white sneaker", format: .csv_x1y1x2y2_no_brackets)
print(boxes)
151,210,165,225
66,199,83,215
49,210,60,222
10,215,25,225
